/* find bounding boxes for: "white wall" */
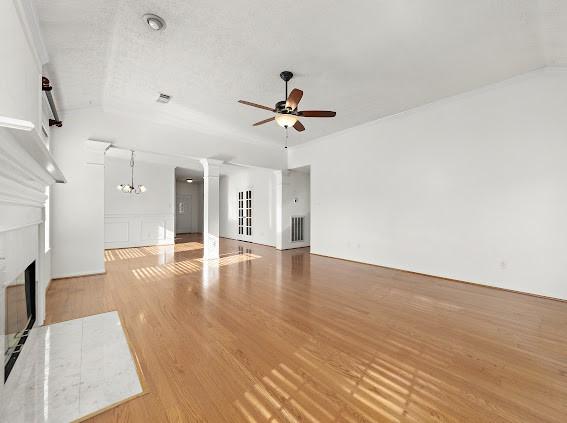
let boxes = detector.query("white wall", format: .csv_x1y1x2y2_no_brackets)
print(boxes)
175,181,203,234
219,165,277,246
289,68,567,300
104,157,175,248
51,140,107,278
0,0,42,129
276,170,310,250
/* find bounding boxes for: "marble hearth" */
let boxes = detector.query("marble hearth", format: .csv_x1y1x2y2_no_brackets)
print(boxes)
0,311,143,422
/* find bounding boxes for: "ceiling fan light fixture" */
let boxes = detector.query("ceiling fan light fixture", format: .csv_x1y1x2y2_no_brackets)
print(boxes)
186,178,193,183
275,113,298,128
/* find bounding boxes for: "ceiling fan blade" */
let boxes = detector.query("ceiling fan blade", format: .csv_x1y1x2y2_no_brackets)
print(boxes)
285,89,303,110
238,100,275,112
253,116,275,126
299,110,336,117
293,120,305,132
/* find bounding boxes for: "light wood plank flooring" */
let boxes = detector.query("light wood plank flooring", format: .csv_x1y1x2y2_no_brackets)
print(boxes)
45,234,567,422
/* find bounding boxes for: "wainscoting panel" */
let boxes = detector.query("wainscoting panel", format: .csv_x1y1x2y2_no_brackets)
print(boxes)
141,220,167,242
104,214,174,249
104,221,129,243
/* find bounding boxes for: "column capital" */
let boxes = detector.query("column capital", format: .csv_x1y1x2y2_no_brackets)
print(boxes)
85,139,112,165
200,158,223,177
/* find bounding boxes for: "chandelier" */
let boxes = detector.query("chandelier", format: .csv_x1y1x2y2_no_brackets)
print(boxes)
116,150,146,194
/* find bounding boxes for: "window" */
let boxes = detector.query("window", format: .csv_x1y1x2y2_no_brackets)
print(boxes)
238,190,252,236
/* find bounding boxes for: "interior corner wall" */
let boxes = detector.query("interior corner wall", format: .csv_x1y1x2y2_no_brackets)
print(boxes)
175,181,204,234
288,68,567,300
219,165,276,247
278,171,311,250
104,157,175,249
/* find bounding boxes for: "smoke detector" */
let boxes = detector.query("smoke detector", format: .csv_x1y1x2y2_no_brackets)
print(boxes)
157,93,171,103
143,14,166,31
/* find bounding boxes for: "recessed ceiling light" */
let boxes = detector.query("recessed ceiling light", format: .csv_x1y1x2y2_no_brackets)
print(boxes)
143,14,166,31
186,178,193,183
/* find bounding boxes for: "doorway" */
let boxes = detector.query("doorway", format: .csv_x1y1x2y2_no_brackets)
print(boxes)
174,166,204,235
176,194,192,234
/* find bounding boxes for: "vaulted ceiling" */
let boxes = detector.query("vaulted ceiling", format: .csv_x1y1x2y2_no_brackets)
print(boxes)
36,0,567,147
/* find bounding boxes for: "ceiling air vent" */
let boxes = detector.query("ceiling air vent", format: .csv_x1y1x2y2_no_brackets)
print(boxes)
157,93,171,103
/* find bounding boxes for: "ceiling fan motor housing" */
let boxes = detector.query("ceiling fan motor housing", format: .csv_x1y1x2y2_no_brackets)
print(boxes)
275,100,292,113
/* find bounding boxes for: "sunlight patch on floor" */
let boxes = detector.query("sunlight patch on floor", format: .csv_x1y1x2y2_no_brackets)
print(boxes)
131,253,260,280
105,242,204,262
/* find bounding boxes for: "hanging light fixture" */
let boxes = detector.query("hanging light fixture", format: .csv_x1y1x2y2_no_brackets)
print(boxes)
275,113,298,128
117,150,146,194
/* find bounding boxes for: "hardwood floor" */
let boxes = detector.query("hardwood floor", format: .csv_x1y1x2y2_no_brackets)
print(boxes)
45,234,567,422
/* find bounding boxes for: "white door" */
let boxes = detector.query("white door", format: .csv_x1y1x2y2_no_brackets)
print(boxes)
176,194,192,234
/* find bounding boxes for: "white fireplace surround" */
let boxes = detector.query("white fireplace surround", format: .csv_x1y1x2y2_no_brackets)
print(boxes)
0,125,65,397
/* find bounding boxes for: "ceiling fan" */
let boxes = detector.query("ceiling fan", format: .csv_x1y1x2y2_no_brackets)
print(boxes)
238,71,336,132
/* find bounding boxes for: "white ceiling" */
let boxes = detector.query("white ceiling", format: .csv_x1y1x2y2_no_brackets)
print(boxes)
36,0,567,147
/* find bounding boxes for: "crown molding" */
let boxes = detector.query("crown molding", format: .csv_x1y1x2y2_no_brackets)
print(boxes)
13,0,49,67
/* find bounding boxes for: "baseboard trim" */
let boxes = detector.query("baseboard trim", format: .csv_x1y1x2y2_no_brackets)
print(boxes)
310,252,567,304
278,245,311,251
105,241,174,250
51,270,106,281
219,236,276,248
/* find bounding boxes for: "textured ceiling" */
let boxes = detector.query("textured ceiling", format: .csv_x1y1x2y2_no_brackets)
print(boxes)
36,0,566,147
539,0,567,65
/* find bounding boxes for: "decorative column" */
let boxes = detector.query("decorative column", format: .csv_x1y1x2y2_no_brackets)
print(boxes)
200,159,223,259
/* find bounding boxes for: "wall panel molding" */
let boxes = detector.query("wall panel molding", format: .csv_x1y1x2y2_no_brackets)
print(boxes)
104,213,174,249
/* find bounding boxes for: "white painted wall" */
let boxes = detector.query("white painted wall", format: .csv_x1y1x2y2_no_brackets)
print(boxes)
104,157,175,248
51,139,107,278
289,68,567,300
276,170,310,250
0,0,42,129
219,165,277,247
175,181,203,234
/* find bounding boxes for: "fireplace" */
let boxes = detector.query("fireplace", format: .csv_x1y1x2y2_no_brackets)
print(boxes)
4,261,36,382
